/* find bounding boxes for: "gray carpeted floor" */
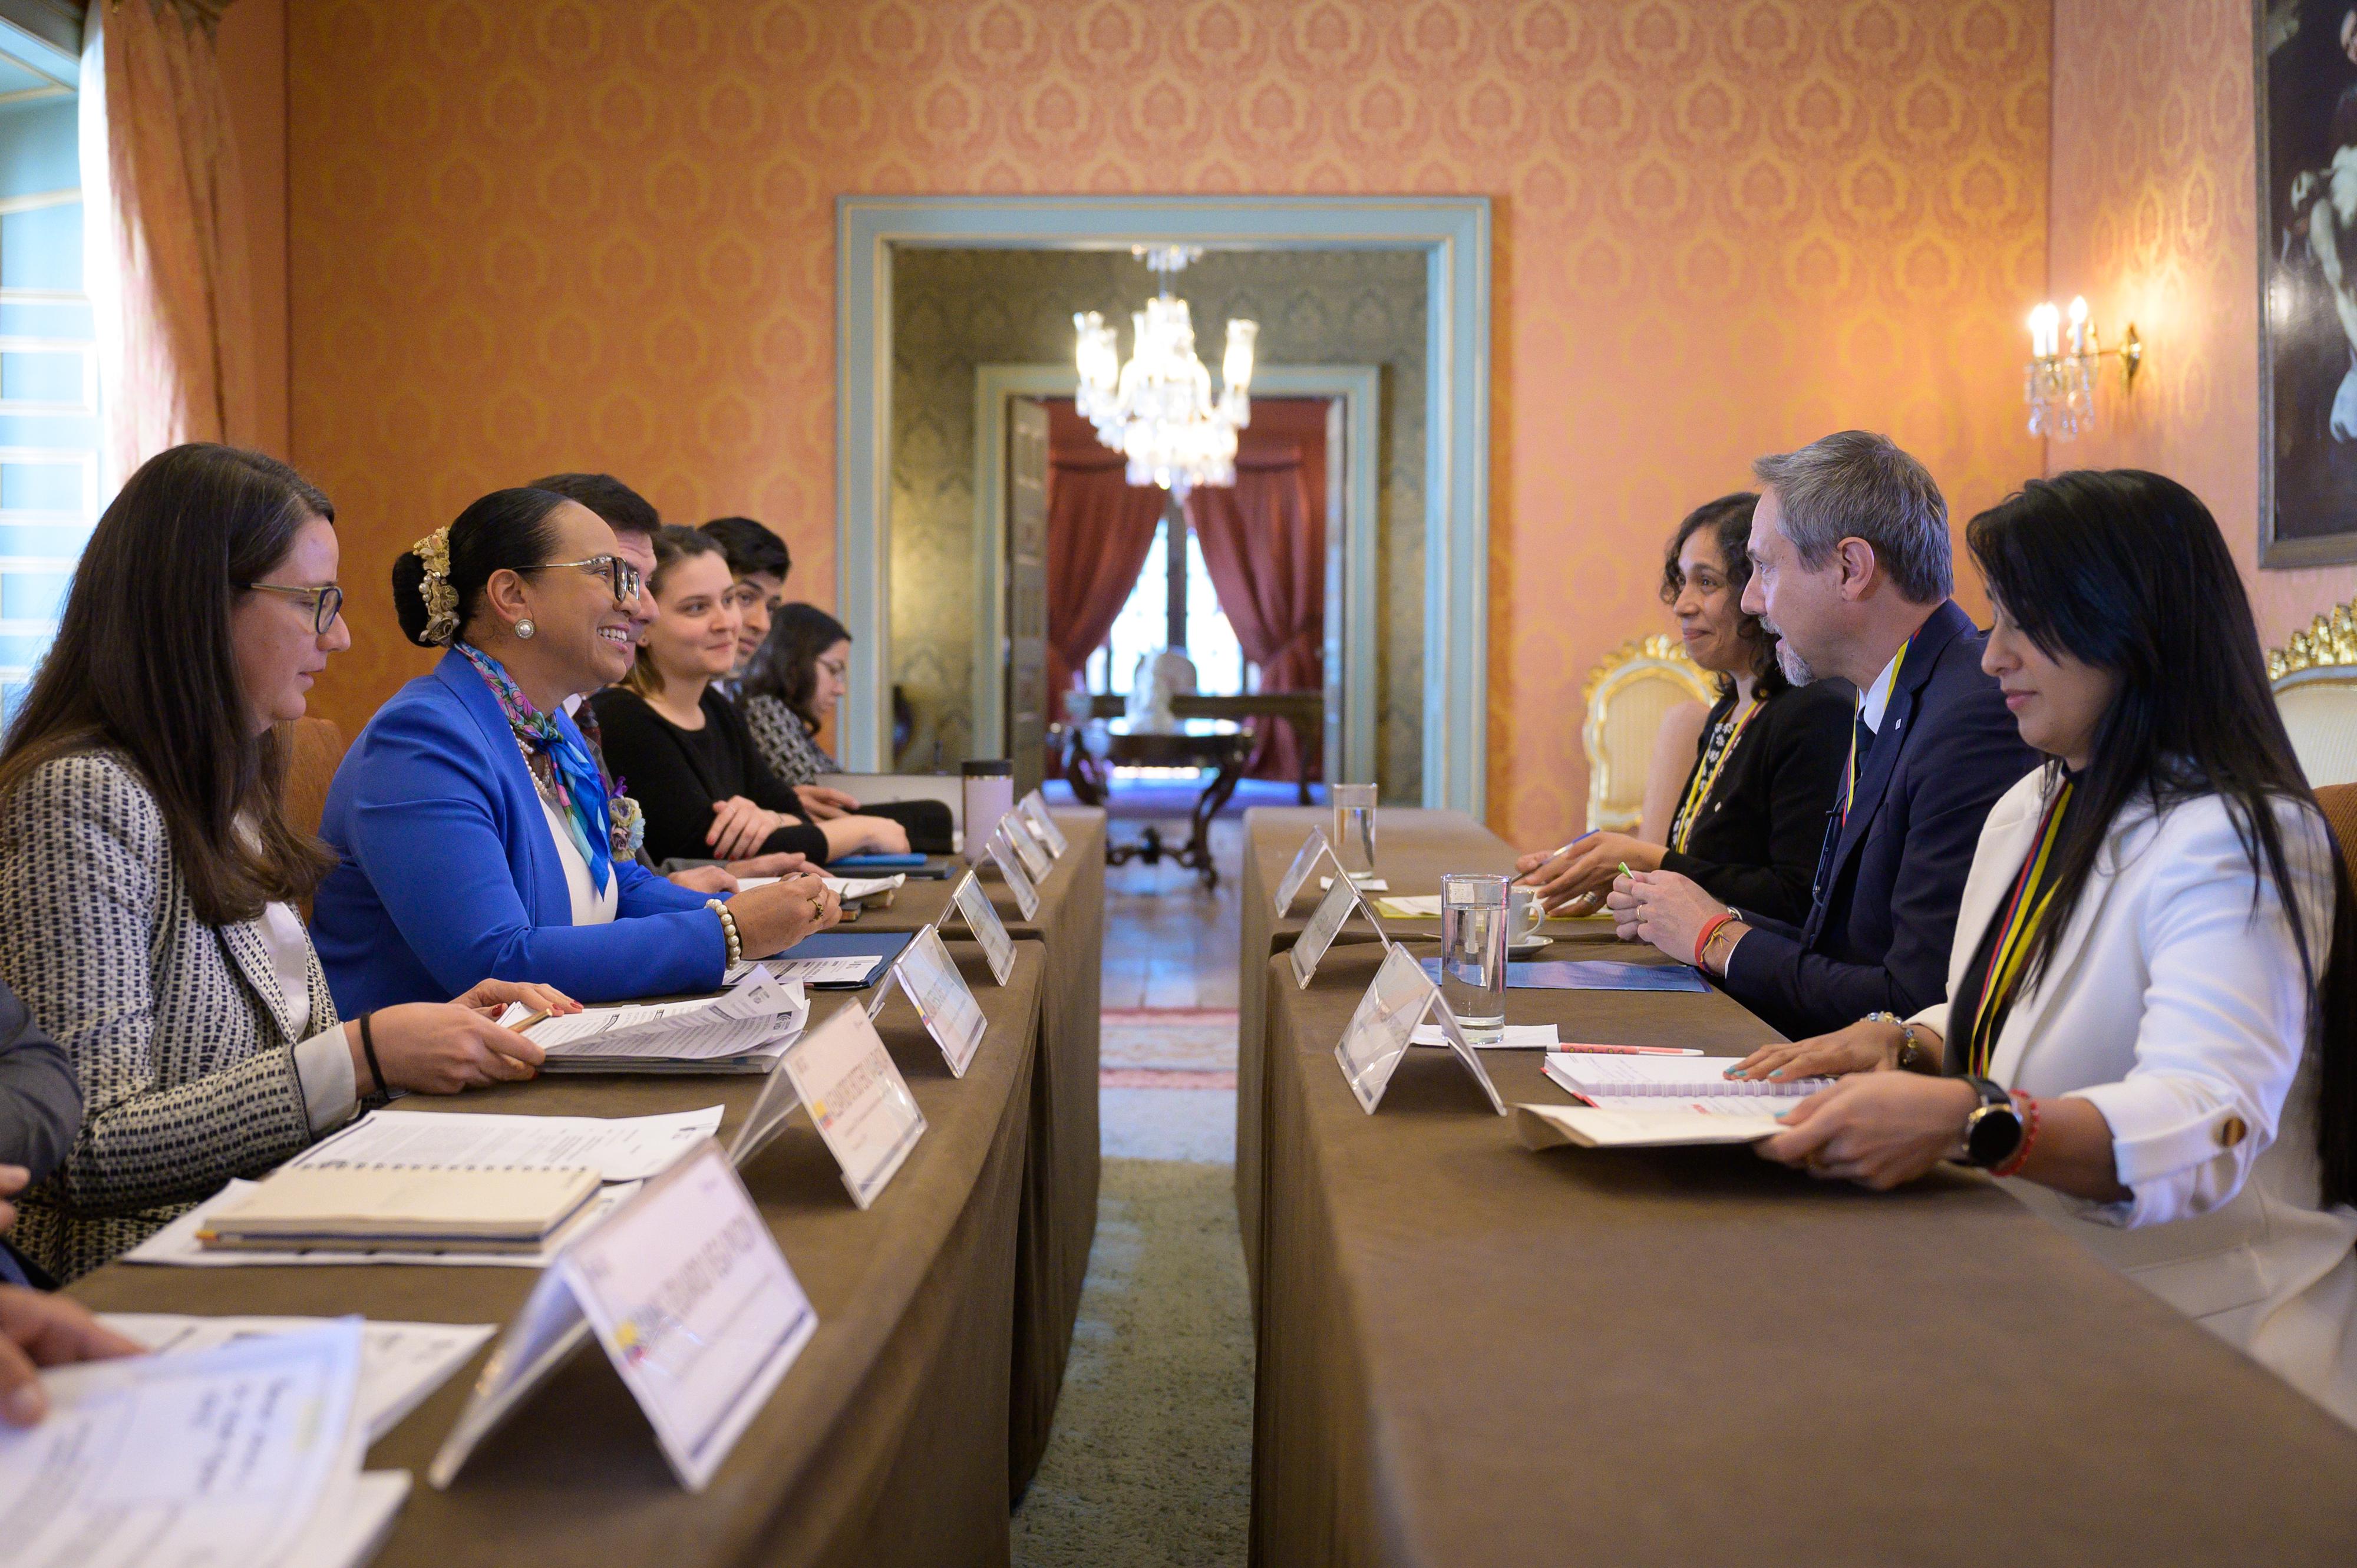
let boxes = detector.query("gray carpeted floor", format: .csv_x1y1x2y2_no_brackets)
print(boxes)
1011,1157,1253,1568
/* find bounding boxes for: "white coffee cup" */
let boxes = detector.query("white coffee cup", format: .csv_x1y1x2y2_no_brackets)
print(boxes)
1507,883,1546,942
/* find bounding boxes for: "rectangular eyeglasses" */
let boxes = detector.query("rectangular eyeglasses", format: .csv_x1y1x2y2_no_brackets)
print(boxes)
536,554,643,604
242,582,344,633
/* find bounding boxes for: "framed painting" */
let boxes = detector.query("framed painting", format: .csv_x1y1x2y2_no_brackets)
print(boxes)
2260,0,2357,566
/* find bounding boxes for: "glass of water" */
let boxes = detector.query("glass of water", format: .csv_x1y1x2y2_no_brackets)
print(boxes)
1439,872,1510,1048
1332,783,1379,884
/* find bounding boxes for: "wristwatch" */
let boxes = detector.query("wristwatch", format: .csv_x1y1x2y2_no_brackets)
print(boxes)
1864,1011,1930,1073
1957,1076,2025,1169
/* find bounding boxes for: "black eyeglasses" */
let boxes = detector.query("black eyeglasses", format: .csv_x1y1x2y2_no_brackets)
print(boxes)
242,582,345,634
533,554,643,604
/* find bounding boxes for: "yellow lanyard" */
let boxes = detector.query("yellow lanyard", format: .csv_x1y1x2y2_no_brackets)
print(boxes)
1844,638,1912,819
1670,698,1761,853
1968,780,2074,1076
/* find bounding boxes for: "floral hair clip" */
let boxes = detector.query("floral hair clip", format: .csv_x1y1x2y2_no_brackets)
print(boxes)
411,524,459,645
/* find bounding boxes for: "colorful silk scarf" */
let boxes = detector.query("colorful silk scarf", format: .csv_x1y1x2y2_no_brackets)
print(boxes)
454,642,629,893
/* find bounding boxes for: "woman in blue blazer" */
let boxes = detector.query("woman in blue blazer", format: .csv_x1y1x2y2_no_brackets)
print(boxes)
312,488,840,1013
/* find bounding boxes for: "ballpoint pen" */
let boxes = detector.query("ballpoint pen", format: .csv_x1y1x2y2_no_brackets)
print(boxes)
1517,827,1597,884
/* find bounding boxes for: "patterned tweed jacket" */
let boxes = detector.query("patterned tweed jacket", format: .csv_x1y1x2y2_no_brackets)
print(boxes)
0,750,336,1280
741,692,837,788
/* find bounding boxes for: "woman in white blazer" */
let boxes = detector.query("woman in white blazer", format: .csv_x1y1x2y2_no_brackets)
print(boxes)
1731,469,2357,1427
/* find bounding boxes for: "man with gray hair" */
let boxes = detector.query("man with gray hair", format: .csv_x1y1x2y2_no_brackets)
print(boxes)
1613,431,2036,1039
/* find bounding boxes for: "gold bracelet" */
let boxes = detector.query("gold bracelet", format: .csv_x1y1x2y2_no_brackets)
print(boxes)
706,898,743,967
1702,920,1745,976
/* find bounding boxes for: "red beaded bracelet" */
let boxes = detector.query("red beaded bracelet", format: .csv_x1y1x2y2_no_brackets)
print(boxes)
1692,912,1735,969
1991,1090,2040,1179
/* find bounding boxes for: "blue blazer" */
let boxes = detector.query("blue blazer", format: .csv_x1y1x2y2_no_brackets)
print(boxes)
311,652,725,1014
1721,599,2041,1041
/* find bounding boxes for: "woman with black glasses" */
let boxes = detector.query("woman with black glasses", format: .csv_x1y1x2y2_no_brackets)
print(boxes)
0,446,565,1280
311,487,843,1014
1729,471,2357,1426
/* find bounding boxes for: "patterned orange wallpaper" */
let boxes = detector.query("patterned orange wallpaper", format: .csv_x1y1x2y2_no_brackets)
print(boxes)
2049,0,2357,644
286,0,2049,844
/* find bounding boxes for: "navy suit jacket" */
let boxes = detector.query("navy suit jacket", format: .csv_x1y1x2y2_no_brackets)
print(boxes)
310,652,724,1014
1721,599,2041,1040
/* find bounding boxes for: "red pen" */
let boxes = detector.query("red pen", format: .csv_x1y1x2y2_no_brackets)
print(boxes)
1546,1042,1704,1057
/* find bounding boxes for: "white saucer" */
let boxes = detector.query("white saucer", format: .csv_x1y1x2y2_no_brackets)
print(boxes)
1508,935,1553,956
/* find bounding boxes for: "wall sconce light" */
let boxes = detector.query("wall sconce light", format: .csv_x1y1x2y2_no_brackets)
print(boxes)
2024,296,2141,441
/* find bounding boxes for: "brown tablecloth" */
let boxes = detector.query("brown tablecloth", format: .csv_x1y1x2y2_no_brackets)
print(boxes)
1252,942,2357,1566
818,807,1106,1498
1234,806,1521,1288
70,942,1047,1568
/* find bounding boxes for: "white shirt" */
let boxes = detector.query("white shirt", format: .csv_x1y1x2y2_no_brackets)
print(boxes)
1858,643,1904,733
1910,771,2357,1426
258,900,358,1134
543,798,619,925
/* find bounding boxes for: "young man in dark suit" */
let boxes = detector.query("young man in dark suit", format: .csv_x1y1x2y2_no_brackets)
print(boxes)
1612,430,2039,1041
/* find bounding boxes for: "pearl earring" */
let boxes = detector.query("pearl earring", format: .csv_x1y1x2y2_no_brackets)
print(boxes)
515,618,536,640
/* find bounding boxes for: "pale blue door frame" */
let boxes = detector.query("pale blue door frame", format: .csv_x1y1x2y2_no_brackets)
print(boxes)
835,194,1490,815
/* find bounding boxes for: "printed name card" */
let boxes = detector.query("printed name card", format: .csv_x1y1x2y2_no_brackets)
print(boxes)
1289,873,1388,989
1333,945,1507,1117
867,923,988,1076
1018,790,1069,857
1001,811,1055,881
780,1002,927,1209
429,1141,816,1494
946,869,1016,985
986,824,1042,920
1273,826,1333,916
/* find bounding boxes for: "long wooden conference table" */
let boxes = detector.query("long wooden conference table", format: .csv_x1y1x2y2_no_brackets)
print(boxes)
65,810,1107,1567
1241,808,2357,1566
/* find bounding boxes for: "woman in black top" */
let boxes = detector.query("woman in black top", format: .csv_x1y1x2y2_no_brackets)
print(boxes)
1518,493,1850,923
589,529,909,867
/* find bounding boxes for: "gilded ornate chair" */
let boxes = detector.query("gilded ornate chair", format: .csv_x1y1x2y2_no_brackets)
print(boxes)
2269,600,2357,790
1582,634,1718,831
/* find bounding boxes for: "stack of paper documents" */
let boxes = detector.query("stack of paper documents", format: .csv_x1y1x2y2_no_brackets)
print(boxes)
100,1314,496,1444
499,968,807,1071
0,1319,410,1568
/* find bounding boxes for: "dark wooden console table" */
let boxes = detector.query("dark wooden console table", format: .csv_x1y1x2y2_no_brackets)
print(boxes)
1058,693,1325,887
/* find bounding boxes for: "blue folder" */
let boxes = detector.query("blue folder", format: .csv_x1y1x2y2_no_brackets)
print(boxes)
829,852,930,870
759,930,913,989
1418,957,1709,994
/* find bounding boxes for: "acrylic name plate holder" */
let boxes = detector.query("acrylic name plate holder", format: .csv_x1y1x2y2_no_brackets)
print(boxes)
1333,943,1506,1117
942,868,1016,985
984,823,1041,920
1016,790,1070,856
726,1000,927,1209
428,1141,817,1494
1288,864,1394,990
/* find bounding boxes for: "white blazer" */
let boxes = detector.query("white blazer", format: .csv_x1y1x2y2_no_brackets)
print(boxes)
1910,768,2357,1427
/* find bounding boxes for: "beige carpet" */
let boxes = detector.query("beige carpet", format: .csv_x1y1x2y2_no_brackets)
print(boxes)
1011,1157,1253,1568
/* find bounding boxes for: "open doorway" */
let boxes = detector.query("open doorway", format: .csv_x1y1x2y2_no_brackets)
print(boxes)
859,216,1487,808
1034,395,1329,795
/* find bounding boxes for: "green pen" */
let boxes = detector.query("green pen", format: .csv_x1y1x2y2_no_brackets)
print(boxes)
1619,861,1635,880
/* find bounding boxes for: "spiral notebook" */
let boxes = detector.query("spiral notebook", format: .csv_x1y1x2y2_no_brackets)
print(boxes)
1541,1054,1830,1117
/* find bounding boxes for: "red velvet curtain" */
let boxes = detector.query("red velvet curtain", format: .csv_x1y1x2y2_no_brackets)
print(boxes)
1184,400,1328,780
1046,402,1166,701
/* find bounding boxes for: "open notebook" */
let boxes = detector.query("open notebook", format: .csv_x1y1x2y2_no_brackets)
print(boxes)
1517,1055,1831,1150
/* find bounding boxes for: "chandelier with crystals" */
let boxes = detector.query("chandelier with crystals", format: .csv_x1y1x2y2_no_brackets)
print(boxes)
1073,247,1258,499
